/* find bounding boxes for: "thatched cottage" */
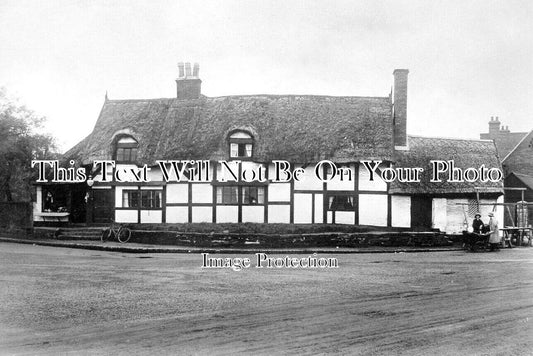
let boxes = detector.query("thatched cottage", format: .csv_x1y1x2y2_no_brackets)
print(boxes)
33,63,504,233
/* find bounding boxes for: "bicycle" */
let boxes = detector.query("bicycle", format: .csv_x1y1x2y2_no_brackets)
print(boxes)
101,221,131,243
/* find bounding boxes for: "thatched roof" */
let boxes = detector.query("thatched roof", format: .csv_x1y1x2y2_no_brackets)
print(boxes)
65,95,393,165
389,136,504,195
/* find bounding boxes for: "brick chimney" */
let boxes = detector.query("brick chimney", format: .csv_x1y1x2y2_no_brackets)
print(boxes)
488,116,501,137
176,62,201,100
393,69,409,148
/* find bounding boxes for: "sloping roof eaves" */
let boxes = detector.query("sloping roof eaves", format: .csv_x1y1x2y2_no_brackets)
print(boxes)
389,136,504,195
64,95,393,165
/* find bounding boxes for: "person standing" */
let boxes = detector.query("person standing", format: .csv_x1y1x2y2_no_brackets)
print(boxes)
487,212,500,251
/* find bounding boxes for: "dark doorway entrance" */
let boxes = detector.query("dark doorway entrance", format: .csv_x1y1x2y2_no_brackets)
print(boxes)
411,196,432,229
91,189,115,223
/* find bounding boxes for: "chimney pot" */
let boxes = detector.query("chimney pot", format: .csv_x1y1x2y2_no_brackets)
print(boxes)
193,63,199,77
176,61,202,100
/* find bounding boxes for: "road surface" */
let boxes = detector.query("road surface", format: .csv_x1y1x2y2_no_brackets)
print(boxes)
0,242,532,355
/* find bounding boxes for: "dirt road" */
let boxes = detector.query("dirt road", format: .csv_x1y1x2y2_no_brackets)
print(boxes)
0,243,532,355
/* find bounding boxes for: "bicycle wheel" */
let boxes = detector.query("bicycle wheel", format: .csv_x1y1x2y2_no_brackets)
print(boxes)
101,228,113,243
117,227,131,243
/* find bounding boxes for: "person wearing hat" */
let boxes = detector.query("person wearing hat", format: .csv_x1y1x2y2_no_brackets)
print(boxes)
472,213,484,234
487,211,500,251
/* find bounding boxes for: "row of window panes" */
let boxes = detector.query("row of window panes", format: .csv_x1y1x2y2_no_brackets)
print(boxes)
122,190,161,208
230,143,252,158
116,147,138,162
216,186,264,204
122,189,353,211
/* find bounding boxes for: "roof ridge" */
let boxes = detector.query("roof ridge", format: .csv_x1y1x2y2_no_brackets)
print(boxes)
408,134,494,143
502,129,533,162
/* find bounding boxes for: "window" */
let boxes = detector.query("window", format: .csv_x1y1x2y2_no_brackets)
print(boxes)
228,131,253,158
115,136,138,163
328,195,355,211
217,186,239,204
216,186,264,205
242,186,264,204
123,190,161,208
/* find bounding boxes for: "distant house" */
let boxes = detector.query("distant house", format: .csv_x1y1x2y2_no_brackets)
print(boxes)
33,63,503,233
481,119,533,225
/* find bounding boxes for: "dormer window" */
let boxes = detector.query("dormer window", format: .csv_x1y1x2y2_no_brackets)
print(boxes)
115,136,138,163
229,131,253,159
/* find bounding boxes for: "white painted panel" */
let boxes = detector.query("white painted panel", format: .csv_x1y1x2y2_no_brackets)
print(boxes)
314,194,323,223
445,198,468,234
358,163,387,191
294,193,312,224
432,198,447,231
335,211,355,225
192,184,212,203
294,166,322,191
115,210,138,223
166,184,188,204
268,205,290,223
166,206,189,223
242,206,264,223
268,183,291,202
327,211,333,224
192,207,212,223
114,164,142,183
146,166,162,182
140,186,162,190
240,161,266,183
33,186,42,218
359,194,388,226
327,164,356,191
392,195,411,228
140,210,162,223
216,206,238,223
217,161,241,182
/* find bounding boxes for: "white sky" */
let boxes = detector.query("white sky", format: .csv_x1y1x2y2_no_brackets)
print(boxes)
0,0,532,152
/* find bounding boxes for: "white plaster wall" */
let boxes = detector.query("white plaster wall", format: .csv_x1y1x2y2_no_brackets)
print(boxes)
240,162,266,183
445,198,469,234
115,210,138,223
140,210,162,223
268,205,290,223
294,193,312,223
146,166,162,182
432,198,447,232
166,184,188,204
268,183,291,202
294,166,323,191
217,161,241,182
391,195,411,228
140,186,163,190
358,164,387,191
443,197,503,235
216,206,238,223
314,194,323,223
192,207,212,223
242,206,264,223
359,194,388,226
327,164,356,191
327,211,333,223
33,186,42,219
335,211,355,224
192,184,212,204
166,206,189,223
113,164,141,183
